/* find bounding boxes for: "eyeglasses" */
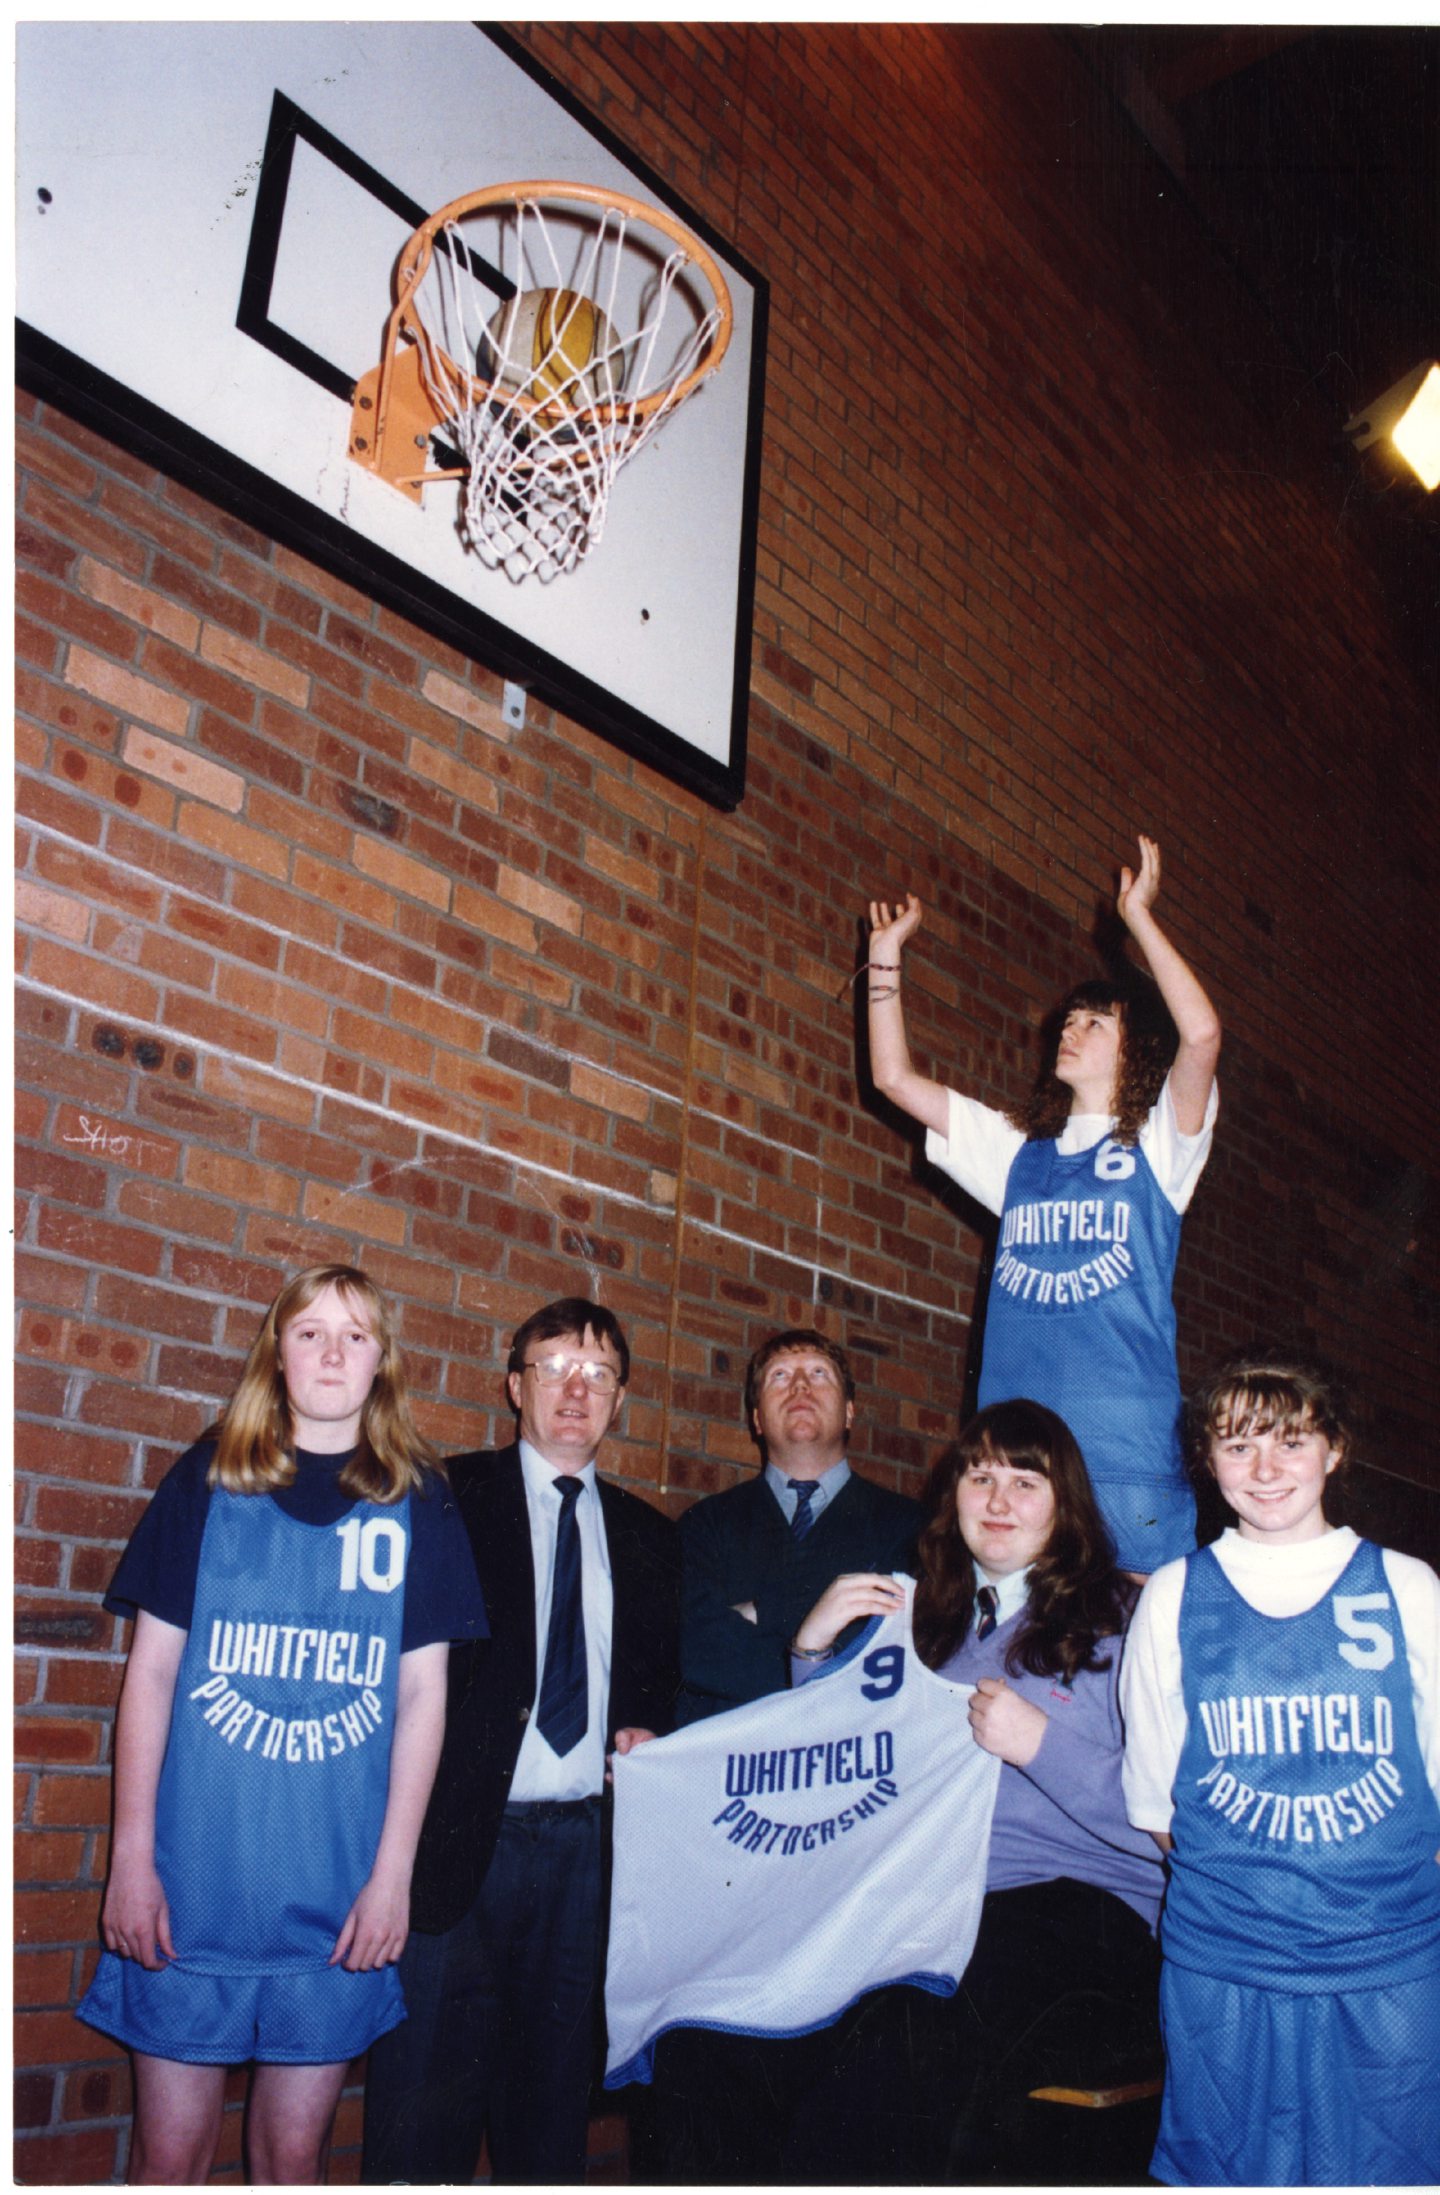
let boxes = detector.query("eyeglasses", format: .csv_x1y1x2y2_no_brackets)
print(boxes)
522,1353,621,1394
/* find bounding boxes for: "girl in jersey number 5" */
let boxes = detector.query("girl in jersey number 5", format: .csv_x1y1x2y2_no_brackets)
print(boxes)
78,1265,485,2185
865,836,1221,1574
1121,1355,1440,2185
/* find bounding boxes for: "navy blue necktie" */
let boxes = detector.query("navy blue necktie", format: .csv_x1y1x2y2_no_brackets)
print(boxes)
789,1479,819,1540
975,1584,999,1640
536,1476,587,1757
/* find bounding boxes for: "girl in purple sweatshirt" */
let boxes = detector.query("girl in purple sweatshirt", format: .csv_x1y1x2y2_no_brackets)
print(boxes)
792,1397,1163,2179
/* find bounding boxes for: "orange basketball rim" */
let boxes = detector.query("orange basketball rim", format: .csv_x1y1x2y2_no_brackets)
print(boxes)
349,180,734,506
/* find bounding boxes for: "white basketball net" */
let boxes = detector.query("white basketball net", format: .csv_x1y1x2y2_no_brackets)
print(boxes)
410,198,725,584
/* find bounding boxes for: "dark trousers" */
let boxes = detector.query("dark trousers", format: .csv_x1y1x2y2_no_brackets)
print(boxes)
361,1799,604,2186
631,2009,878,2186
634,1878,1159,2187
901,1876,1162,2184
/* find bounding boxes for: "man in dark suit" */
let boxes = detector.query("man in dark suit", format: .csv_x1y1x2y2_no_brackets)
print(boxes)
361,1296,679,2187
635,1329,921,2184
676,1328,921,1723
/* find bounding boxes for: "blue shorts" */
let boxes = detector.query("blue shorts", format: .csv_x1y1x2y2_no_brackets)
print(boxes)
1154,1960,1440,2185
77,1950,405,2066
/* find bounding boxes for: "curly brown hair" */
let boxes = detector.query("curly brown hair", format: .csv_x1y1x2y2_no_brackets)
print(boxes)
1014,976,1176,1148
912,1399,1134,1685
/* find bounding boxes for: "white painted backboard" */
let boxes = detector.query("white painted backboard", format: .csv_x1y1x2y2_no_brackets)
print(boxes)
17,22,767,807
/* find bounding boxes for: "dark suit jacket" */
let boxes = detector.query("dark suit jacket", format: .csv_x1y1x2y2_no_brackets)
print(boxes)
409,1443,680,1935
676,1467,921,1724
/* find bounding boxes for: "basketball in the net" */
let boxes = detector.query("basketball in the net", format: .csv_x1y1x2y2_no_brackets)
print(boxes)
482,287,622,410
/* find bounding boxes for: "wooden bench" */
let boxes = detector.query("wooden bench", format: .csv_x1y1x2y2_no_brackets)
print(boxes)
1030,2073,1163,2110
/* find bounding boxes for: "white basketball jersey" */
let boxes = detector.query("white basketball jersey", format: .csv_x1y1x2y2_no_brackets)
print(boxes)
605,1579,1000,2085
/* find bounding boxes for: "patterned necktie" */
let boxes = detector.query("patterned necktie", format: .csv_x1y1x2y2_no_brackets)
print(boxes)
536,1476,587,1756
975,1584,1000,1640
788,1479,819,1540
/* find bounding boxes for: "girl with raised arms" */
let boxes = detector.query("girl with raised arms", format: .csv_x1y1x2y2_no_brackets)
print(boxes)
78,1264,485,2185
865,836,1221,1573
1121,1353,1440,2185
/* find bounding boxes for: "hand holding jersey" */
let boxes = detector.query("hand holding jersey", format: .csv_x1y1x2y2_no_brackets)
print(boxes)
791,1569,906,1652
797,1575,1047,1768
604,1579,999,2087
967,1675,1048,1767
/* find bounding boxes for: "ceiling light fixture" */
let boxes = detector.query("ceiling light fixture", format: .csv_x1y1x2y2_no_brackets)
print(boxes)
1343,361,1440,492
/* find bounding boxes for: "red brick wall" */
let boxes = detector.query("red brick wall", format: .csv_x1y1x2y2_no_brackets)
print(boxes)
15,26,1437,2182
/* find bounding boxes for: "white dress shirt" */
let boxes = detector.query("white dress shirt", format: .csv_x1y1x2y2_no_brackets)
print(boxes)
510,1441,614,1801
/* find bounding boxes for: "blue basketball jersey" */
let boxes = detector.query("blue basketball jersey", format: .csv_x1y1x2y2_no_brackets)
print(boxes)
1163,1538,1440,1992
154,1486,412,1972
979,1131,1194,1565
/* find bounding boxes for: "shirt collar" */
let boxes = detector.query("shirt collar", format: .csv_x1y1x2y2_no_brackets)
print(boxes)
765,1455,851,1522
974,1563,1032,1626
519,1438,598,1503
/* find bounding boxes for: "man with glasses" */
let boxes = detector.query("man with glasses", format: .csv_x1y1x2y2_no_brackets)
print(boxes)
362,1297,679,2186
675,1329,920,1723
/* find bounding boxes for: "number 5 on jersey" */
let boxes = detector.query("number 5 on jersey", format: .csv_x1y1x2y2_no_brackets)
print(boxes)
1333,1592,1395,1670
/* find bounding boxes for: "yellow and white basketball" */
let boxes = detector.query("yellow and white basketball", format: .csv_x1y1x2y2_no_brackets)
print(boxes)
482,287,623,411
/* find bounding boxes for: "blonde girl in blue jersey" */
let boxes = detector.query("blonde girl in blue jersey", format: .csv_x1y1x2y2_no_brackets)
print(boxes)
865,837,1221,1574
1122,1354,1440,2184
78,1265,483,2184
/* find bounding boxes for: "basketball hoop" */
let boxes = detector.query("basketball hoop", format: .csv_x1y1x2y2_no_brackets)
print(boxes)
349,181,733,582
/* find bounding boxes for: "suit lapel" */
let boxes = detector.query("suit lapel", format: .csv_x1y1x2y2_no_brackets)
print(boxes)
465,1444,539,1710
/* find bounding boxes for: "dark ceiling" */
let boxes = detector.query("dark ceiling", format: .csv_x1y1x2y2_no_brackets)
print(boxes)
1070,25,1438,679
1077,26,1437,424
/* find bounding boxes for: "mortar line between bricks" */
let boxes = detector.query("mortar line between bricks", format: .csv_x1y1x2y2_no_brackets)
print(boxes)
657,812,712,1499
22,816,847,1165
18,976,970,1324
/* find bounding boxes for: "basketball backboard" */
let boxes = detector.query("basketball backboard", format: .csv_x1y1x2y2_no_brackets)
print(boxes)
16,23,767,810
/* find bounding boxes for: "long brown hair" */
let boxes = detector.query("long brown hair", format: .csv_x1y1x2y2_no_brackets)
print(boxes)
1014,976,1175,1148
209,1264,437,1503
913,1399,1133,1684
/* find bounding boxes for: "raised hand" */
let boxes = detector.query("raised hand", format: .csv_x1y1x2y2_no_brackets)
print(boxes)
862,893,951,1136
1116,836,1161,931
868,893,925,959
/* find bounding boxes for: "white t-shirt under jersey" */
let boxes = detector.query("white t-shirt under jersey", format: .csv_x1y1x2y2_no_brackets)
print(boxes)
926,1074,1217,1218
1121,1525,1440,1833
